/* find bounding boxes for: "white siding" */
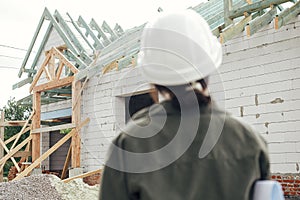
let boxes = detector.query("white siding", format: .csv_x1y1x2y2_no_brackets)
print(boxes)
79,16,300,173
215,16,300,173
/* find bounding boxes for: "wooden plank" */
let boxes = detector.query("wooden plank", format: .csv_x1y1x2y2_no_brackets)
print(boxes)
14,118,90,181
102,60,119,74
31,123,75,134
56,62,64,80
72,77,88,111
229,0,289,19
0,138,21,172
0,120,29,127
4,127,30,145
224,0,233,26
20,141,31,171
71,81,82,168
61,145,71,179
52,47,79,74
246,6,277,36
33,76,74,92
220,15,252,43
0,135,32,166
14,130,75,180
29,52,52,93
44,65,52,81
18,8,48,78
63,169,102,183
12,77,33,90
13,151,31,158
10,111,35,150
32,92,41,167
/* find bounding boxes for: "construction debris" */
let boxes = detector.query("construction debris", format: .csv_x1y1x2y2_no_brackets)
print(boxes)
0,174,99,200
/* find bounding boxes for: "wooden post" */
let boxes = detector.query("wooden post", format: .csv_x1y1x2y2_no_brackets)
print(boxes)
32,92,41,167
224,0,233,26
0,111,4,182
71,80,81,168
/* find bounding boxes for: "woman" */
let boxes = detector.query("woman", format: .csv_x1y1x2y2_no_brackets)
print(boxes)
100,10,270,200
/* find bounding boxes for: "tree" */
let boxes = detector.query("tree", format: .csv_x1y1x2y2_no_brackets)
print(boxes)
1,97,32,177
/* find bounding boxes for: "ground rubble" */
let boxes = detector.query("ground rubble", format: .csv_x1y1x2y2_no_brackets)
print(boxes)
0,174,99,200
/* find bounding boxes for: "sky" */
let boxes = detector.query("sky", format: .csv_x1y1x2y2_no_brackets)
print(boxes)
0,0,204,108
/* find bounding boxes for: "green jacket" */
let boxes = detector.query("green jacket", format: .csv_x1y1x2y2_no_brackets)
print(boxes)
100,101,270,200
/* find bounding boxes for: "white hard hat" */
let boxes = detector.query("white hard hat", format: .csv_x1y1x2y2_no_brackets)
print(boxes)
138,9,222,86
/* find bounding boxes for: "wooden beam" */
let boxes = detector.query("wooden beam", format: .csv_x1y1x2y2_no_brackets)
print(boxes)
4,127,30,145
220,15,252,43
246,6,277,36
33,76,74,92
52,47,79,74
61,145,71,179
14,130,75,180
29,52,51,93
31,123,75,134
71,81,82,168
102,60,119,74
0,135,32,166
13,151,31,158
0,137,21,172
0,121,30,127
56,62,64,80
32,92,41,167
12,77,33,90
63,169,102,183
10,111,35,150
18,8,48,78
20,141,31,171
72,78,88,111
13,118,90,181
229,0,289,19
224,0,234,26
275,0,300,30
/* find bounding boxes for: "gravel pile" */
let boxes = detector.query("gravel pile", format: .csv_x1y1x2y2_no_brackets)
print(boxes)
0,174,100,200
0,174,62,200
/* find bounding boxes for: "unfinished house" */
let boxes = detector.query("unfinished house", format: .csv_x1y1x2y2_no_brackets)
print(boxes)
2,0,300,195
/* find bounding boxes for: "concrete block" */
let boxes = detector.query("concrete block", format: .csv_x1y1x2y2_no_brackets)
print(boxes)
226,39,250,53
270,163,298,173
269,153,286,164
248,34,274,49
286,153,300,163
69,168,83,178
268,142,296,153
263,133,285,143
293,79,300,90
285,132,300,142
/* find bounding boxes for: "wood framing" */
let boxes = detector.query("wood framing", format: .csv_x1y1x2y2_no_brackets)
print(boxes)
13,118,89,181
61,145,72,179
63,168,102,183
31,123,75,134
0,135,32,167
32,92,41,165
71,80,82,168
29,47,78,93
220,15,252,43
33,76,74,92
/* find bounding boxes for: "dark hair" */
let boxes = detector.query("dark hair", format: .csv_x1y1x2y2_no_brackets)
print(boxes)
154,78,211,110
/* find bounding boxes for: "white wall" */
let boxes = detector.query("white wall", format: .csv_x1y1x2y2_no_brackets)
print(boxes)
214,16,300,173
82,16,300,173
81,65,153,171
